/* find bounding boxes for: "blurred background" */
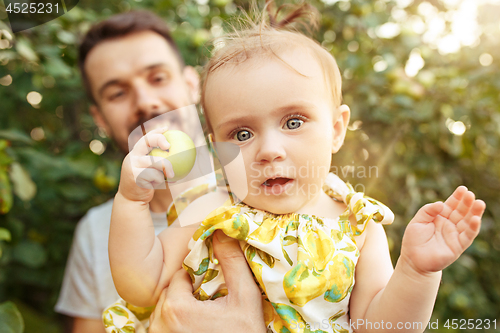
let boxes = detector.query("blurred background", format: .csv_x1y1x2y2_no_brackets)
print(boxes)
0,0,499,332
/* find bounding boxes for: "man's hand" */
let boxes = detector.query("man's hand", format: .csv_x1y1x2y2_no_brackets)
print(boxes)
149,230,267,333
118,126,174,203
400,186,486,275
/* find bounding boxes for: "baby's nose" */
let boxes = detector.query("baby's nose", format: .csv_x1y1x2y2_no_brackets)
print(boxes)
256,133,287,163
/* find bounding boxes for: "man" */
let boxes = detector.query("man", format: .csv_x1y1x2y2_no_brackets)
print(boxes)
55,11,264,333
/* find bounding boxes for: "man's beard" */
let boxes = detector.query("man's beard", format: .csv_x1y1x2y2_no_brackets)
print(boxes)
118,112,163,154
128,113,165,139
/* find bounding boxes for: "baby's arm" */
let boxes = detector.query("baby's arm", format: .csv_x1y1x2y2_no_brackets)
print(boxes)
350,186,485,332
110,195,198,307
109,127,190,307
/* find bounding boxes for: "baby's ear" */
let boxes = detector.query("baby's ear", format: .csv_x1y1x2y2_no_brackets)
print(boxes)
332,104,350,153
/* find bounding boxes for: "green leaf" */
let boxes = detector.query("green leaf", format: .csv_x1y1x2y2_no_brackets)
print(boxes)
9,162,37,201
257,249,275,268
9,301,62,333
283,235,297,246
0,301,24,333
44,57,72,78
329,310,345,323
0,228,11,241
0,140,9,151
194,257,210,275
15,38,39,62
0,130,33,145
0,169,13,215
15,148,94,180
0,50,17,63
0,149,13,168
56,30,76,44
12,240,47,268
121,326,136,333
58,183,92,201
109,306,129,318
0,227,9,259
0,20,11,31
282,245,293,266
393,94,414,108
202,268,219,283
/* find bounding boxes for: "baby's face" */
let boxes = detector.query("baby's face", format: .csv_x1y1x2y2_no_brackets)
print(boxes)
204,48,344,214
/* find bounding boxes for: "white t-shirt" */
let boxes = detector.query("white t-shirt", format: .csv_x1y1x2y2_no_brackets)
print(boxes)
55,199,169,319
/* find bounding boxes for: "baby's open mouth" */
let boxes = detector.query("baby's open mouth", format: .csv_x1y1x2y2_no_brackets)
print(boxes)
262,177,293,187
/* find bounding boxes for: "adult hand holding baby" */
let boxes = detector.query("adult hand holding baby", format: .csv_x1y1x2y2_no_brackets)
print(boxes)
149,230,266,333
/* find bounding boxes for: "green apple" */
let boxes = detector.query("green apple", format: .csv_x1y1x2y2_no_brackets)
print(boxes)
149,130,196,182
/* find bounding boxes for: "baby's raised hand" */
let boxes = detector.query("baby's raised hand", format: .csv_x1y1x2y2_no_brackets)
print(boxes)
118,127,175,203
400,186,485,275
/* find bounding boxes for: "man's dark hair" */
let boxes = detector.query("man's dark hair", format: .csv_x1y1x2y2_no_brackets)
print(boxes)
78,10,184,104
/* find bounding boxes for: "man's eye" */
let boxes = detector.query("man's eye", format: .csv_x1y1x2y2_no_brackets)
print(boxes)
234,130,253,141
152,73,168,83
110,91,124,100
285,118,304,130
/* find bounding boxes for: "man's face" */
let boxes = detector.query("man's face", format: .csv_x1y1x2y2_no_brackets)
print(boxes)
85,31,199,153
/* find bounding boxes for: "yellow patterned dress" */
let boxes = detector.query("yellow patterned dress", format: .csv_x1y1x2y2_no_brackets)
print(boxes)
103,173,393,333
183,173,393,333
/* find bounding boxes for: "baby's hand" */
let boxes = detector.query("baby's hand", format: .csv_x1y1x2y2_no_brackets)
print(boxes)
400,186,485,275
118,127,175,203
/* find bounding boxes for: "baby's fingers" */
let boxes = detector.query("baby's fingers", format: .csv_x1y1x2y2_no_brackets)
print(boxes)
130,155,175,179
413,201,444,224
471,199,486,217
133,167,167,190
448,190,475,224
441,186,467,219
458,215,481,250
131,127,170,156
456,200,484,248
132,155,167,169
456,199,486,231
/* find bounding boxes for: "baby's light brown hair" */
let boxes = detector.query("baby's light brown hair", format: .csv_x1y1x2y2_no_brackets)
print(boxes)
201,0,343,133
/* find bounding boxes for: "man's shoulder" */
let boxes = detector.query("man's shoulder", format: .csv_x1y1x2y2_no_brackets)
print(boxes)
74,198,115,243
85,197,114,220
80,198,114,224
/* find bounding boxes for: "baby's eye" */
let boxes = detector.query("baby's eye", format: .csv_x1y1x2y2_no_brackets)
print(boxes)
285,118,304,130
234,130,253,141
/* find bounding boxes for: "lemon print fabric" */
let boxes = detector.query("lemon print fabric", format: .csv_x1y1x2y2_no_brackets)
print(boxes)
184,173,394,333
102,299,152,333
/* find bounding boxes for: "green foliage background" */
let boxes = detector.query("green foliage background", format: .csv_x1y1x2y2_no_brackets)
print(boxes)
0,0,499,332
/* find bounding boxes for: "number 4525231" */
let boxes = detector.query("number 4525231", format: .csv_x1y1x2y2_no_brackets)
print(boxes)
5,2,59,14
444,318,497,330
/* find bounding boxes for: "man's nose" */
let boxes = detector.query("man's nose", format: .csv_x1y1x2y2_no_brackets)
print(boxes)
255,132,287,164
135,83,161,116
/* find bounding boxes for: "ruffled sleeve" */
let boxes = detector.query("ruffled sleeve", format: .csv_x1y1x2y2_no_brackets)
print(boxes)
323,173,394,236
